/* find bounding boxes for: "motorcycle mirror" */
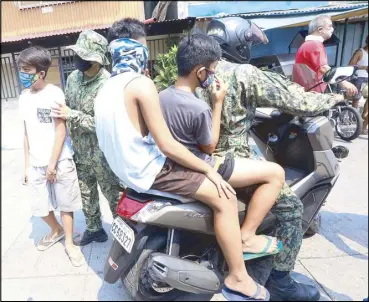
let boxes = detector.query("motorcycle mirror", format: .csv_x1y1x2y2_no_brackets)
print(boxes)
323,66,356,84
322,68,336,83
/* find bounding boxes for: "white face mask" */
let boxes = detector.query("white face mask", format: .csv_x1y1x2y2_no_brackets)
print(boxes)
319,26,334,40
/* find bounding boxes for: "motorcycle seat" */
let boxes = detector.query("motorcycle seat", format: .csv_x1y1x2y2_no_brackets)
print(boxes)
146,189,196,203
126,188,196,204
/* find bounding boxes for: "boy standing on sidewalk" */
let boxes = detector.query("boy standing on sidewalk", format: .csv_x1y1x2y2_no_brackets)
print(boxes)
19,46,84,267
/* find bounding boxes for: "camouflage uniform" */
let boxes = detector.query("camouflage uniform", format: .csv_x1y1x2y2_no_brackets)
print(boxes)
196,60,341,272
65,30,122,232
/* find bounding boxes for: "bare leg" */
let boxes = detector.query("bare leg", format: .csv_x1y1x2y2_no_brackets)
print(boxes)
228,159,284,253
194,178,267,299
60,211,74,245
61,211,85,266
41,211,63,239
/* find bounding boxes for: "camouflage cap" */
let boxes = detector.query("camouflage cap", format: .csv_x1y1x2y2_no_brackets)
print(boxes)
68,30,109,65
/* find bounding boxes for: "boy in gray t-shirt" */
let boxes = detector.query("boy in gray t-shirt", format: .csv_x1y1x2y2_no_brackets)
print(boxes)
159,35,286,274
160,86,215,163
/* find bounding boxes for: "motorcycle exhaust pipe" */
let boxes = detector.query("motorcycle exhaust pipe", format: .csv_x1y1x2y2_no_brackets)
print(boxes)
148,253,222,294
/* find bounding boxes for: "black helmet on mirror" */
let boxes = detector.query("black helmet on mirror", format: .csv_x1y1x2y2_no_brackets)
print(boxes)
206,17,269,64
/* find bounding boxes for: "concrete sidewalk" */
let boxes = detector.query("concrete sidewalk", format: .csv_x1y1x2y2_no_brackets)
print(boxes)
1,99,368,301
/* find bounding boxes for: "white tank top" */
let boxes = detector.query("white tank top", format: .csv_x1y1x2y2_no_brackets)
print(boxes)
95,72,166,193
356,48,368,78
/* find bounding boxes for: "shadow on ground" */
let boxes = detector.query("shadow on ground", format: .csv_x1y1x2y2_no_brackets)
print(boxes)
319,211,368,260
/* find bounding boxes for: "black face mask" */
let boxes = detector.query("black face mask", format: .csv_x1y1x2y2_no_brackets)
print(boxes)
74,55,92,72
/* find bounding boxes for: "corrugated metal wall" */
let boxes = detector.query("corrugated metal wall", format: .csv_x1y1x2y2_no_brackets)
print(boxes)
0,34,181,99
1,1,144,41
335,21,368,66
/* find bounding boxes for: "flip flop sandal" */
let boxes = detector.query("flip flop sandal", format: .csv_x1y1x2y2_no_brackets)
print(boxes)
65,246,85,267
37,231,65,251
222,283,270,301
243,235,283,261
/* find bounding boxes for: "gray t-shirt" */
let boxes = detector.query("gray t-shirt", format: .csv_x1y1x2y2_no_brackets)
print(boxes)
159,86,215,165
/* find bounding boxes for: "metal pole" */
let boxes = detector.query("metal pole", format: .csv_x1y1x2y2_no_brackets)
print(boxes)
57,46,66,91
340,18,349,66
334,22,340,67
11,52,22,96
359,21,365,46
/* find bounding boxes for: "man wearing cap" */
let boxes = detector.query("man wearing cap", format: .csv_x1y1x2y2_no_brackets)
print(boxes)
51,30,122,246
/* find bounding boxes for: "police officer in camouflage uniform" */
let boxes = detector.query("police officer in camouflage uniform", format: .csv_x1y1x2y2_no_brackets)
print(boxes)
51,30,122,246
195,18,344,301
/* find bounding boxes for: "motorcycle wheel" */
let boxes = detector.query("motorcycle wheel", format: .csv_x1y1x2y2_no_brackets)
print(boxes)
335,106,363,141
304,214,321,237
122,235,183,301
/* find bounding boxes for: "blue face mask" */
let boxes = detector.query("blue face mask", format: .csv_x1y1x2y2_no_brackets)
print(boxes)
198,69,216,88
19,72,40,88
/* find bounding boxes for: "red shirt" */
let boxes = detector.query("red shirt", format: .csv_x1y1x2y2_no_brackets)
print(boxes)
294,40,328,93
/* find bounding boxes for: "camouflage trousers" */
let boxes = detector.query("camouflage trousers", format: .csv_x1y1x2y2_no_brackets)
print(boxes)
269,183,303,271
222,143,304,272
240,181,304,272
76,157,124,232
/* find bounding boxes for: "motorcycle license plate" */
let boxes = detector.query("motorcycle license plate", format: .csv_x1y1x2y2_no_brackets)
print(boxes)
110,217,135,253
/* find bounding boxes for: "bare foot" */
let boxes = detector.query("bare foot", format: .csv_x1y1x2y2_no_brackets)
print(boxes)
225,274,268,299
242,234,279,254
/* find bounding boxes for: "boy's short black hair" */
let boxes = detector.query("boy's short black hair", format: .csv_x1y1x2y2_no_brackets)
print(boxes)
176,34,222,76
107,18,146,43
17,46,52,77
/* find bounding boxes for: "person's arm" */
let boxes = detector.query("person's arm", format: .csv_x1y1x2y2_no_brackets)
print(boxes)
349,49,366,70
46,117,67,183
235,64,344,116
339,80,358,96
51,102,96,133
305,42,330,76
316,65,357,96
130,76,235,198
318,65,331,75
23,122,30,185
66,107,96,132
51,76,96,133
199,78,227,155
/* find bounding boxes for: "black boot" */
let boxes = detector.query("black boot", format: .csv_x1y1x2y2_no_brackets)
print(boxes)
265,272,320,301
75,229,108,246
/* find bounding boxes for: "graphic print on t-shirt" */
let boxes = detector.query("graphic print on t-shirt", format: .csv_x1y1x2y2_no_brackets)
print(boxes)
37,108,52,123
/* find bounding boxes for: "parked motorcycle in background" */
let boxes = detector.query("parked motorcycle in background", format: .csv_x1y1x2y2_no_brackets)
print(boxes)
292,64,363,141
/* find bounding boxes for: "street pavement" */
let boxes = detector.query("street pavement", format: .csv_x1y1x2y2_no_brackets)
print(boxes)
1,98,368,301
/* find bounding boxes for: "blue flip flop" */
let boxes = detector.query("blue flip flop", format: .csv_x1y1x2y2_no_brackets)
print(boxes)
222,283,270,301
243,235,283,261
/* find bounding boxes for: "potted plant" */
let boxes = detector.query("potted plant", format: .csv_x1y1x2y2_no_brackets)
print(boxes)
153,45,178,91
